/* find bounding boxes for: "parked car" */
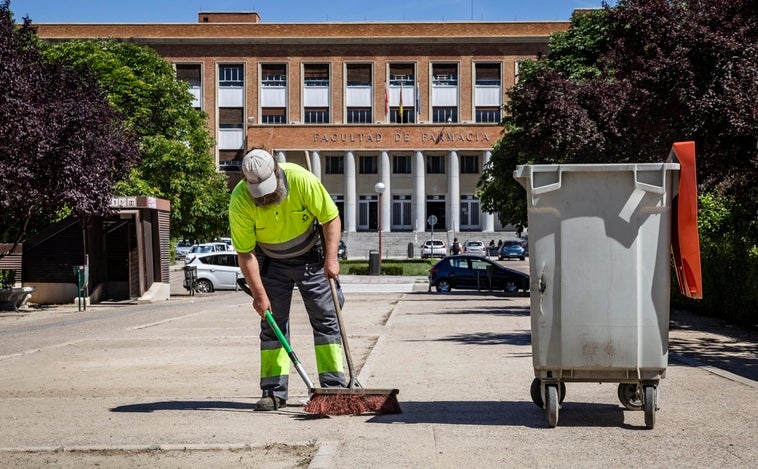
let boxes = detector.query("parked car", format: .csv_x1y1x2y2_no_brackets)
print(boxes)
420,239,447,259
184,252,242,293
338,240,348,260
428,254,529,293
462,240,486,255
499,240,526,261
175,240,193,259
185,242,231,262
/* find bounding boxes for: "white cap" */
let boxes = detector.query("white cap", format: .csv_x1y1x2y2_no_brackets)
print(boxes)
242,149,277,198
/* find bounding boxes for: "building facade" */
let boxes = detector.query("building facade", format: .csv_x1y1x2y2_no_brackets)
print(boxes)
35,12,569,235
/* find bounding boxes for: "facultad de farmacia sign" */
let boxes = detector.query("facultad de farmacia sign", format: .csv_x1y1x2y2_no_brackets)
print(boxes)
313,130,493,145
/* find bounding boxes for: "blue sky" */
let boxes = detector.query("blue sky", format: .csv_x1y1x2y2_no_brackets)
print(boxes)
9,0,613,23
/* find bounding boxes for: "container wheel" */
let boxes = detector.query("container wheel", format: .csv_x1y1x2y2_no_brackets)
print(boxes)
530,378,566,408
643,385,656,429
545,384,559,428
617,383,643,410
195,279,213,294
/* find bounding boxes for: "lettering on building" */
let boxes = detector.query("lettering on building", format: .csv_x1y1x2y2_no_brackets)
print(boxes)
312,131,492,146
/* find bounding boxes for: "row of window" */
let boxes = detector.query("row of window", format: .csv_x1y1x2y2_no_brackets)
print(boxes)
176,62,504,125
326,154,480,175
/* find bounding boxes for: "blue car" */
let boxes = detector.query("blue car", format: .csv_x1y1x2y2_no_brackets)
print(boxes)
499,240,526,261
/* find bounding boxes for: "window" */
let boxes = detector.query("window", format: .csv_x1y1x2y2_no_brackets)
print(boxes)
176,64,202,109
346,108,372,123
325,156,344,174
304,108,329,124
261,64,287,124
460,155,479,174
432,63,458,86
304,64,329,87
176,64,201,88
393,155,411,174
219,149,243,172
432,107,458,123
304,64,330,124
389,63,415,124
346,64,373,124
432,63,458,123
219,108,243,129
476,107,501,123
262,108,286,124
426,155,445,174
359,155,377,174
261,64,287,86
475,63,502,123
219,65,243,87
346,63,371,86
475,63,501,86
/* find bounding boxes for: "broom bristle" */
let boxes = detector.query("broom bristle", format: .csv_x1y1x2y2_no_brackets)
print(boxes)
303,392,402,415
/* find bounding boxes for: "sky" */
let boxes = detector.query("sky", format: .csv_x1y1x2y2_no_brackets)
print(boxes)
9,0,614,23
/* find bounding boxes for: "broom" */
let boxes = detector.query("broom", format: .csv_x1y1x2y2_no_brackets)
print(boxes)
301,277,401,415
239,279,401,415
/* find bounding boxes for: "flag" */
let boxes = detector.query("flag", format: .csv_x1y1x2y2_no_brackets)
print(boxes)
384,87,389,115
415,84,420,117
399,83,404,123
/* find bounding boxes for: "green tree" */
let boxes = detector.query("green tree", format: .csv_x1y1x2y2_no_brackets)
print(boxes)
43,39,230,243
0,1,138,257
480,0,757,325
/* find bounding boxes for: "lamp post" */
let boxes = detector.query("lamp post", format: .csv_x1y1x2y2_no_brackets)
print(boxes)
374,182,386,268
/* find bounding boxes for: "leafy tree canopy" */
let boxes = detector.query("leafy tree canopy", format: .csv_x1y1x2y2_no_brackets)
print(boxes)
43,39,231,243
0,0,139,256
480,0,757,227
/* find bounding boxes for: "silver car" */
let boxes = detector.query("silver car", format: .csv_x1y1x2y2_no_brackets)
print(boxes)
184,252,242,293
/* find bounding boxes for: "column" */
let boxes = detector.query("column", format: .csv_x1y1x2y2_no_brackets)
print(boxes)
379,151,391,232
448,150,460,233
412,150,426,233
482,150,495,232
309,150,322,180
344,151,357,233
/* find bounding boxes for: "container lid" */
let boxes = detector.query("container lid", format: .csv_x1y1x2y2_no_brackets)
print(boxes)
669,141,703,299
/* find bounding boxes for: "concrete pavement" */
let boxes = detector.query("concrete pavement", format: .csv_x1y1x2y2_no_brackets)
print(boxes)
0,275,755,468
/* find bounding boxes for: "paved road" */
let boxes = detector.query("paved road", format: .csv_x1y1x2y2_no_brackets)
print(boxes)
0,267,755,468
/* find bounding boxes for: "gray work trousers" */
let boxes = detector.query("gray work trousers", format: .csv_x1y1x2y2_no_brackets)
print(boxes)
258,255,346,400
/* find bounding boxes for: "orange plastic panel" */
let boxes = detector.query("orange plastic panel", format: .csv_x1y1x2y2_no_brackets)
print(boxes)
670,141,703,299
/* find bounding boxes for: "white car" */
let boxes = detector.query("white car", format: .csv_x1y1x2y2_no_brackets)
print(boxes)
420,239,447,259
462,240,486,255
184,242,231,262
175,240,193,259
183,252,242,293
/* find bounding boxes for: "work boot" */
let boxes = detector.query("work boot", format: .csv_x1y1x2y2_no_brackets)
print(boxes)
255,395,286,411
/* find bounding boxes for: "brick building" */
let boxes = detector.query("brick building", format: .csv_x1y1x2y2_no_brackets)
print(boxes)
34,12,569,237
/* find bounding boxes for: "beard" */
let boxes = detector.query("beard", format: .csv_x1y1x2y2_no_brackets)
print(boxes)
252,182,288,207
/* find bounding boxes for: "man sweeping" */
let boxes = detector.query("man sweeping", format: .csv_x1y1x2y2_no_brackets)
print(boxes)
229,149,346,411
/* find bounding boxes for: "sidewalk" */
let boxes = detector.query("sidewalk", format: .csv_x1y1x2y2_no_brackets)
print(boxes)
0,284,755,468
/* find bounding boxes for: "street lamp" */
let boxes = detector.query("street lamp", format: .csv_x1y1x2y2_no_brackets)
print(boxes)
374,182,386,268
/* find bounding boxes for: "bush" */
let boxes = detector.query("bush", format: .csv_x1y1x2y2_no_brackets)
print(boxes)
342,259,433,276
0,269,15,289
672,193,758,328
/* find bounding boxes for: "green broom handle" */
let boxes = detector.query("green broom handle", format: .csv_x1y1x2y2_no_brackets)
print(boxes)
265,310,315,391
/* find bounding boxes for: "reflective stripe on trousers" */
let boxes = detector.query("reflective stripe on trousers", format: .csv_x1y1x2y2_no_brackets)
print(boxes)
258,257,346,400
